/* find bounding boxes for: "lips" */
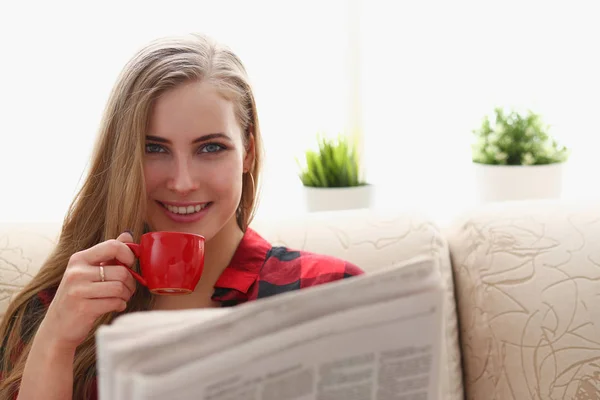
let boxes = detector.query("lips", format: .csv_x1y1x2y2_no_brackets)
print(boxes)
157,201,213,223
158,201,210,215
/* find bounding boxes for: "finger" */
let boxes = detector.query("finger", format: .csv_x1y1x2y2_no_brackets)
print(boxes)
94,265,137,295
116,231,134,244
98,232,135,267
77,281,133,302
67,264,137,295
72,238,135,267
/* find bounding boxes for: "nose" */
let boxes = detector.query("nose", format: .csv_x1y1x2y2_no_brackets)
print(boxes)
166,157,199,196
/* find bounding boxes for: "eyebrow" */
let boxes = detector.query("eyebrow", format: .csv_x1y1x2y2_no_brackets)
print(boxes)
145,133,231,144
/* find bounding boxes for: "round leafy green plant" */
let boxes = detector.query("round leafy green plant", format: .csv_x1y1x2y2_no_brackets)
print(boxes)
472,107,569,165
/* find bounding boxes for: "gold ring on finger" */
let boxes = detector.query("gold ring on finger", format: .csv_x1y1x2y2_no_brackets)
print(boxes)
99,265,105,282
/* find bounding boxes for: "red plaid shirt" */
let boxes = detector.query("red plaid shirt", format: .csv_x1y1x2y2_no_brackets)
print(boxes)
1,228,364,399
211,228,364,305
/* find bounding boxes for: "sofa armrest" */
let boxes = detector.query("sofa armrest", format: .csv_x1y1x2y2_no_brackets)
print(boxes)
448,200,600,399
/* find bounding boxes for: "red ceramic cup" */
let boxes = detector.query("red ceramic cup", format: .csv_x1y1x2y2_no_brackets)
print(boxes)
122,231,205,295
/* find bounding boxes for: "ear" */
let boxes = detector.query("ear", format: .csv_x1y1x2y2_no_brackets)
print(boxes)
243,133,255,173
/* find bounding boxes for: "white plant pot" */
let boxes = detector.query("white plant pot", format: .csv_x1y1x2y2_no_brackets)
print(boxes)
473,162,565,203
303,185,373,212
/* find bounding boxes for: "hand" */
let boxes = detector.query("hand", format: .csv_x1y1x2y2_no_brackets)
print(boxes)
38,232,138,350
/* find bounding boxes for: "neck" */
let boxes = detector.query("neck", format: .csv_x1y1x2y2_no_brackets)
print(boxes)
196,217,245,292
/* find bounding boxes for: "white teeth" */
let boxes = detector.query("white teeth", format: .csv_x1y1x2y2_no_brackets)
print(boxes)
164,203,208,215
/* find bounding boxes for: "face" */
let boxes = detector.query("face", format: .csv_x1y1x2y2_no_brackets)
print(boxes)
144,80,254,241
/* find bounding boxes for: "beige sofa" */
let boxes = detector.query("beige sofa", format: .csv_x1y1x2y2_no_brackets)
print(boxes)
2,199,600,399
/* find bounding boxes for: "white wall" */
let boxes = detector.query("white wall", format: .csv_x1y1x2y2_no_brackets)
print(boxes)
0,0,354,222
360,0,600,222
1,0,599,224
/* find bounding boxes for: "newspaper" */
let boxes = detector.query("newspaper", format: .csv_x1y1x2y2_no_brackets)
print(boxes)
95,255,444,400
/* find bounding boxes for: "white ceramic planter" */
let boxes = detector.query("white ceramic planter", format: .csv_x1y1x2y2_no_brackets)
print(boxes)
303,185,373,212
473,162,565,203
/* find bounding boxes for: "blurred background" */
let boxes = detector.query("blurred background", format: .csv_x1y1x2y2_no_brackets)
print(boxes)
1,0,598,224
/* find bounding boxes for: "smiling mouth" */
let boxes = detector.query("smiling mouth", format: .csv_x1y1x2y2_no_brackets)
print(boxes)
157,201,212,215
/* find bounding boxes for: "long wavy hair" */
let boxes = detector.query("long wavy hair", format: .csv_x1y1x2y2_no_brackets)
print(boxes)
0,33,263,399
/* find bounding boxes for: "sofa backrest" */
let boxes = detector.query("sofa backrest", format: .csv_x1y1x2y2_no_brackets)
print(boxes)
0,208,464,399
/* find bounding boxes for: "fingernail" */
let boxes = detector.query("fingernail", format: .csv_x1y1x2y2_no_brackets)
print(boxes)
124,229,133,236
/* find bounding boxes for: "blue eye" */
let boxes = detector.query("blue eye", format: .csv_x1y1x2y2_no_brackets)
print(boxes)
145,143,166,153
200,143,225,153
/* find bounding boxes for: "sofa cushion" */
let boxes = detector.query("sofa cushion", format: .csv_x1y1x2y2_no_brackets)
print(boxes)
0,223,60,318
448,200,600,399
0,209,464,400
252,209,464,400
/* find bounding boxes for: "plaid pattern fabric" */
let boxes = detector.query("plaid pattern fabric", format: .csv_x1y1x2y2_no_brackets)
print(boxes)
212,228,364,306
1,228,363,398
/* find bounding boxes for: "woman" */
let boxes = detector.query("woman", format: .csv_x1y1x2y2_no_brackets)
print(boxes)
0,33,363,399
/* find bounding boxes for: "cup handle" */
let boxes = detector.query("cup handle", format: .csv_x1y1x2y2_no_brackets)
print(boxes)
121,243,148,287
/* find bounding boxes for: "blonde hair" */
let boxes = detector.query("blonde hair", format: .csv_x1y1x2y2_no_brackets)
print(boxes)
0,33,263,399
